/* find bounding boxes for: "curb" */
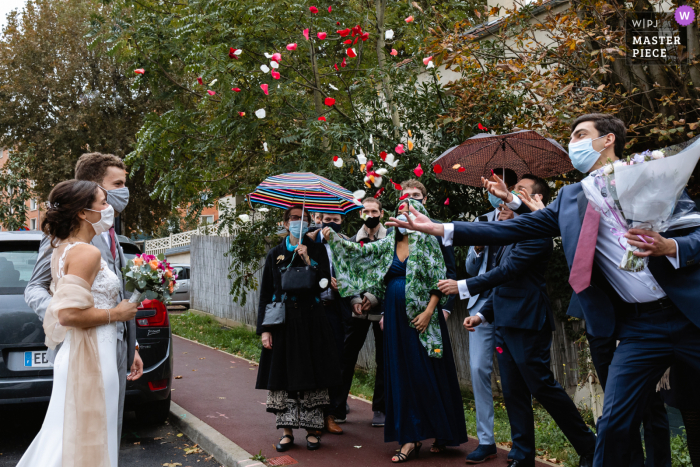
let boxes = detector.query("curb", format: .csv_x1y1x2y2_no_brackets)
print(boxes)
169,401,264,467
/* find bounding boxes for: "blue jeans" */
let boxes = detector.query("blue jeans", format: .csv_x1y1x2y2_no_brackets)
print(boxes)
468,298,496,445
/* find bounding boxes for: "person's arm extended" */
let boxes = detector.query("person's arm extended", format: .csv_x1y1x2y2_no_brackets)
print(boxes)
465,238,552,298
25,235,54,321
58,245,137,328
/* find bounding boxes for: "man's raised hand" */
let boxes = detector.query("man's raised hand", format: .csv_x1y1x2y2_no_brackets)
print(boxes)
387,205,444,236
482,173,512,203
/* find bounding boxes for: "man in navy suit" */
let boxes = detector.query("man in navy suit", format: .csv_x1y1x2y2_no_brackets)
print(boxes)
441,175,596,467
388,114,700,467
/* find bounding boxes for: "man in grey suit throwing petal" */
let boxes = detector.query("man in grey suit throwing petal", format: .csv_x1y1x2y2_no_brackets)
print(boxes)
25,152,143,442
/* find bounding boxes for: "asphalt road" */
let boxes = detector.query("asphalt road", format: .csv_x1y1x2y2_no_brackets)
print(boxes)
0,402,222,467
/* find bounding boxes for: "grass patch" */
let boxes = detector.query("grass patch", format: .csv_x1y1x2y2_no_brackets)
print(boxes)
170,311,262,362
171,311,690,467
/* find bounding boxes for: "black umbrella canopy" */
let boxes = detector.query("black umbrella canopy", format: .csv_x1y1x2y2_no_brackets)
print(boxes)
432,130,573,187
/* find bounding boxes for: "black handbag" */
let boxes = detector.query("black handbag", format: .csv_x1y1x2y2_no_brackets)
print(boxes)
262,299,286,326
280,250,317,293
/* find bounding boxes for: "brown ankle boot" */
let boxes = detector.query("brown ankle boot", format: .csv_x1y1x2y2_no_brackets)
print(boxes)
325,415,343,434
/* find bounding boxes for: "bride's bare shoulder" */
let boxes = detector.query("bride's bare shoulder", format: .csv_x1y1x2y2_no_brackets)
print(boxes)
64,244,103,282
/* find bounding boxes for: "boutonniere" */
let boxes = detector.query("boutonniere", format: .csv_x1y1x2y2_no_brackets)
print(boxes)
276,255,285,263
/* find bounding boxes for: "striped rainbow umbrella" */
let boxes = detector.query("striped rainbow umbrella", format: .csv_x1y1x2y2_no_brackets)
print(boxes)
249,172,363,215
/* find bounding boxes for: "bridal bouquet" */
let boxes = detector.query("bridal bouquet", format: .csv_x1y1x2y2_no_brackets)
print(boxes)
122,253,179,304
581,135,700,272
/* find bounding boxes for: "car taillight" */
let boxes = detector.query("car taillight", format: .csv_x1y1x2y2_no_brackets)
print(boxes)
136,299,169,327
148,379,168,391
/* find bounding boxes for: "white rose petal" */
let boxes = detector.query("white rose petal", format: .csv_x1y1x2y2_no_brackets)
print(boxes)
385,29,394,40
353,189,367,199
329,83,338,91
651,150,664,159
333,157,343,167
260,64,270,73
238,214,251,223
270,61,279,69
208,78,217,86
257,208,270,212
263,142,268,152
319,278,329,288
376,168,388,176
233,49,242,56
369,134,373,144
356,152,367,165
373,176,383,187
255,108,266,118
426,60,434,69
264,52,273,59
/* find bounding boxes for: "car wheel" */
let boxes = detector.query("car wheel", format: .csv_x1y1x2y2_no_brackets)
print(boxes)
135,393,171,425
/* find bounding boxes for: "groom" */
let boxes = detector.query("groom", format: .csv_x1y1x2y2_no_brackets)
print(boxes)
388,114,700,467
25,152,143,441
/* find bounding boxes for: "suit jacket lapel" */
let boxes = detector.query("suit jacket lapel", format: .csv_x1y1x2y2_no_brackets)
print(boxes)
577,190,588,226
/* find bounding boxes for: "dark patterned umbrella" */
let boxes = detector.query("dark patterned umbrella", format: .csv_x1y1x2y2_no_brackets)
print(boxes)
431,130,573,187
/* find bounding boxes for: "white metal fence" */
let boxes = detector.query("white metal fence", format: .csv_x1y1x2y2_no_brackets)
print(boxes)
144,224,237,256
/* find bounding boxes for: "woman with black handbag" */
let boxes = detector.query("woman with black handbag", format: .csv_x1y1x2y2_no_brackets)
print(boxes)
255,205,341,452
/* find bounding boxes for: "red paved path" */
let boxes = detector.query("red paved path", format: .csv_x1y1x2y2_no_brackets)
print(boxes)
171,335,549,467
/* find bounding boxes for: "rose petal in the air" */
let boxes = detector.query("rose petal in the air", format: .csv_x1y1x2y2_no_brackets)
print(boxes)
334,63,339,71
390,179,403,190
197,77,203,85
395,144,405,154
341,57,347,67
207,90,216,96
303,28,310,41
260,84,269,95
380,151,387,161
271,70,281,80
413,163,424,177
134,68,145,74
324,97,335,106
328,5,332,12
317,32,327,40
318,116,327,122
361,32,369,41
433,164,443,174
478,123,488,131
407,140,414,151
390,49,398,56
444,198,450,205
238,111,245,117
458,167,466,173
255,108,266,118
286,43,297,51
496,346,503,354
337,28,351,37
353,189,366,199
309,6,318,13
333,157,343,168
343,39,352,45
423,56,433,66
405,15,414,23
260,64,270,73
271,53,282,63
347,48,357,58
270,61,279,69
385,29,394,40
232,87,241,92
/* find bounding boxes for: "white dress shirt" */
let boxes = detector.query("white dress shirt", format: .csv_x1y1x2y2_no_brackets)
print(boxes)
443,195,681,308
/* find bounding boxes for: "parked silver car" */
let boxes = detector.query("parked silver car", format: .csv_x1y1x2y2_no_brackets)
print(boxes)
168,263,190,309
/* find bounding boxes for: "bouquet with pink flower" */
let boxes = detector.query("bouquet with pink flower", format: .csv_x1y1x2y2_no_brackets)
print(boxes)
122,253,179,304
582,136,700,272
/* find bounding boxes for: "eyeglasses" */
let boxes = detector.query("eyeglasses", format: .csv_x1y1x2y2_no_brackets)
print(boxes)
288,215,303,221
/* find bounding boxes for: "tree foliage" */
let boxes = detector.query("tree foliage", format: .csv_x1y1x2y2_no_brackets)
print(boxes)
101,0,514,301
0,0,171,235
0,151,32,231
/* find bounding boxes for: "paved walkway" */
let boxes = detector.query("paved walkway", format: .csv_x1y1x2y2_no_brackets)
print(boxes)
171,335,550,467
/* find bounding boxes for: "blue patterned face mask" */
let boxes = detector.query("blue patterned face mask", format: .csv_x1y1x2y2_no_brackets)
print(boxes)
288,221,309,239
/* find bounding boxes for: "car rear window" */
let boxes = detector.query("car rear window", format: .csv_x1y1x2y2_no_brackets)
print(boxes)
0,241,40,295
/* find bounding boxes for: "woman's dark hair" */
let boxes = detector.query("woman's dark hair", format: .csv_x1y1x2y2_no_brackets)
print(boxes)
283,205,311,223
42,180,102,247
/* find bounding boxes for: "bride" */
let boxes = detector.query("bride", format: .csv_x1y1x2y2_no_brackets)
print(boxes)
18,179,138,467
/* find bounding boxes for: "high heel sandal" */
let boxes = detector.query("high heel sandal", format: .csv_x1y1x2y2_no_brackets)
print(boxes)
391,442,422,463
275,434,294,452
430,441,446,453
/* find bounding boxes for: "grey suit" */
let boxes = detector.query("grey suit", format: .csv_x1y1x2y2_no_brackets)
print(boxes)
25,233,136,442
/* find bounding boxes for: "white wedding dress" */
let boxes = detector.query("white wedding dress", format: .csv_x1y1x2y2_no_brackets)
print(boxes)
17,242,120,467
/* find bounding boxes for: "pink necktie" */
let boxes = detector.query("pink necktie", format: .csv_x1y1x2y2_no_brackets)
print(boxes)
568,203,600,294
108,226,117,260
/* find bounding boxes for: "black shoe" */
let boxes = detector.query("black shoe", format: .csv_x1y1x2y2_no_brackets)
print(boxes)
578,452,594,467
275,434,294,452
507,460,535,467
306,433,321,450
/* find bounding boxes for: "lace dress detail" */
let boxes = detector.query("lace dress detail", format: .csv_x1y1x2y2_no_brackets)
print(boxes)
57,243,120,344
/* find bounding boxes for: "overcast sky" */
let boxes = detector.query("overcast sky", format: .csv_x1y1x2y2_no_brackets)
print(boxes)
1,0,27,31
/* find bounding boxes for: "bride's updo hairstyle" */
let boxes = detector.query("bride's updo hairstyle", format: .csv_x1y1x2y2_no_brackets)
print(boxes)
42,179,101,247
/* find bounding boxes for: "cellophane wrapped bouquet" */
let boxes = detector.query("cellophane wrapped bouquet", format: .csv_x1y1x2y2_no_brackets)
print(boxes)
581,135,700,272
122,253,179,304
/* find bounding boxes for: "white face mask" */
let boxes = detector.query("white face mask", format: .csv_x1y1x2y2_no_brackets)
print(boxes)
84,204,115,235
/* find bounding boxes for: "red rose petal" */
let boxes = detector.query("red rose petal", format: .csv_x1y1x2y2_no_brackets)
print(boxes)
303,28,309,41
353,36,359,44
343,39,352,44
286,43,297,51
324,97,336,106
238,111,245,116
390,49,398,56
458,167,466,173
309,6,318,13
207,90,216,96
444,198,450,205
478,123,488,131
374,187,385,198
496,346,503,354
366,160,373,171
260,84,269,95
413,163,424,178
317,32,327,40
333,155,338,161
134,68,145,74
399,194,409,200
395,144,405,154
380,151,387,160
271,70,281,80
347,48,357,58
319,116,327,121
197,77,203,85
334,63,339,71
341,57,347,67
433,164,443,174
391,179,403,191
328,5,332,12
361,32,369,41
232,87,241,92
337,28,351,37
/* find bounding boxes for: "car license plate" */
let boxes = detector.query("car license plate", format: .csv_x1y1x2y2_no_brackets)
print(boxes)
24,351,52,368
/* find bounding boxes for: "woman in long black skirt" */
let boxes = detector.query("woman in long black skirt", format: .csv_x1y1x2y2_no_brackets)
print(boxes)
256,205,341,452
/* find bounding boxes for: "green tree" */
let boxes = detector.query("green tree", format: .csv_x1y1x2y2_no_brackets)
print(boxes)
0,0,171,236
0,151,32,231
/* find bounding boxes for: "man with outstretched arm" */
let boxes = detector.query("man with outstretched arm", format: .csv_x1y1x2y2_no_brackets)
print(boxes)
388,114,700,467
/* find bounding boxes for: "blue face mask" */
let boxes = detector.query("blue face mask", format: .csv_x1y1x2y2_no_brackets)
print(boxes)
568,134,608,173
288,220,309,239
488,192,504,209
